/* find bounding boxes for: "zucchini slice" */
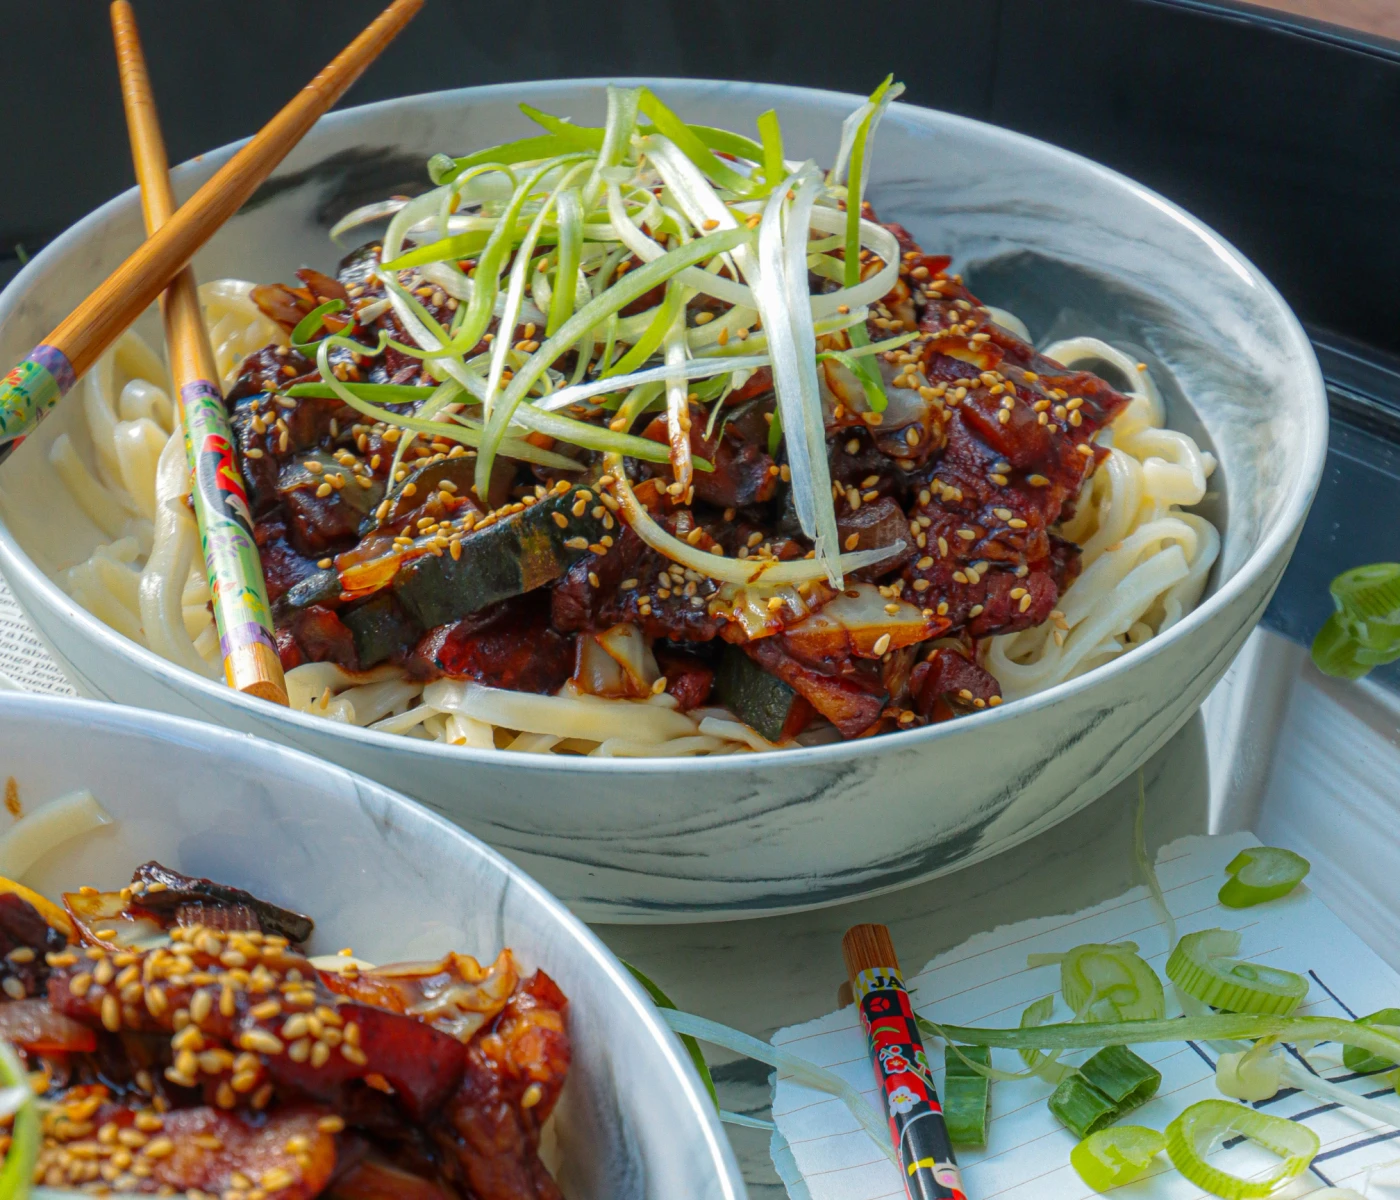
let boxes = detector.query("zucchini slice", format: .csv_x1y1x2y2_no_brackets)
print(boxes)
392,486,608,628
362,457,477,536
342,594,422,668
714,644,800,742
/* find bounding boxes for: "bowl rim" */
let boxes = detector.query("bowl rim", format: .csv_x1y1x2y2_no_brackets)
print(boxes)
0,690,744,1196
0,77,1329,774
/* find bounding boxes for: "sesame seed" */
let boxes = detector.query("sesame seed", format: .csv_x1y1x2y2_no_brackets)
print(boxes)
968,604,984,617
240,1029,284,1056
957,528,976,541
101,995,121,1032
872,633,892,656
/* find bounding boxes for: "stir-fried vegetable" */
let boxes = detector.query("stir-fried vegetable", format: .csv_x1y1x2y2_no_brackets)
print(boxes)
1218,847,1310,908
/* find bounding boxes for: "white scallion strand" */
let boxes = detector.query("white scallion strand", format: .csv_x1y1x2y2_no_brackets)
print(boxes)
662,1008,897,1167
753,166,844,583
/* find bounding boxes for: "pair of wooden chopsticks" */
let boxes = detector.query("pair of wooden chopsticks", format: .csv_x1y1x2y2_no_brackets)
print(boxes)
0,0,423,701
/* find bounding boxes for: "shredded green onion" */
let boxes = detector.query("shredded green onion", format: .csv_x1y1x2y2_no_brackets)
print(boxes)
623,961,718,1111
1165,929,1309,1015
1018,994,1072,1082
1343,1008,1400,1074
915,1011,1400,1061
1165,1099,1318,1199
757,109,786,187
289,298,348,350
1218,847,1310,909
637,88,762,197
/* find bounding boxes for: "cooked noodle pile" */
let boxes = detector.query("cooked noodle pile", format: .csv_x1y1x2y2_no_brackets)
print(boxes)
47,285,1217,753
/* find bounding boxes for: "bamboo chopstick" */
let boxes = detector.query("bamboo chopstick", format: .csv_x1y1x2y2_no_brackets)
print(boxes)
0,0,423,450
111,1,287,704
842,924,968,1200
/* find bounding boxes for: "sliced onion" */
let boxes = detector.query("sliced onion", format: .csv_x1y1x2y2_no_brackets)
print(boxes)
781,583,939,659
574,634,630,697
596,623,661,693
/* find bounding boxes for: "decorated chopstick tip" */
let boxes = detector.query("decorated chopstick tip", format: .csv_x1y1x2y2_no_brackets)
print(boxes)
842,923,969,1200
0,344,76,443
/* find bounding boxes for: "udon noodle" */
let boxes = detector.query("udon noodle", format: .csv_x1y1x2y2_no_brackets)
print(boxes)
48,283,1218,753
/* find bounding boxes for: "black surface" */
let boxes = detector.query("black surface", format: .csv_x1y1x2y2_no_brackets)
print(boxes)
5,0,1399,358
1261,333,1400,687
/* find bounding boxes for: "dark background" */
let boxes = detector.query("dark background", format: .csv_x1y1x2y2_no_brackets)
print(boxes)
7,0,1400,358
6,0,1400,659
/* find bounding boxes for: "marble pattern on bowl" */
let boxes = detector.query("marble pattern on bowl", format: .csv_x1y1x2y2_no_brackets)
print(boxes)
0,693,743,1198
0,80,1327,919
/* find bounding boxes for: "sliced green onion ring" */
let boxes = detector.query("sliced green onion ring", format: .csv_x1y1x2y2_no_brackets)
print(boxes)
1048,1044,1161,1138
1072,1126,1165,1192
1040,942,1165,1021
1218,847,1310,909
943,1045,990,1146
1165,1099,1318,1200
1215,1045,1284,1101
1165,929,1309,1015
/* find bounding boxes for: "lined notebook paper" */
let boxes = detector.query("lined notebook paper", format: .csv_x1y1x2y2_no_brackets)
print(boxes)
770,833,1400,1200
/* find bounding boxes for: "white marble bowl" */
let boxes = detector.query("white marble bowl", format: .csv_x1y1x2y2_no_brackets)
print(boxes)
0,693,744,1197
0,81,1327,920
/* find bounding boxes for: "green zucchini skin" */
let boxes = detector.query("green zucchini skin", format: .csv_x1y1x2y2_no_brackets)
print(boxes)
360,457,476,536
277,568,341,615
392,487,608,629
342,594,423,668
714,644,798,742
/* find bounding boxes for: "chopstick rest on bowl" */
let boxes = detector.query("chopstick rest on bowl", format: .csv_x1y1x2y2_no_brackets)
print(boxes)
0,0,424,455
110,0,287,705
